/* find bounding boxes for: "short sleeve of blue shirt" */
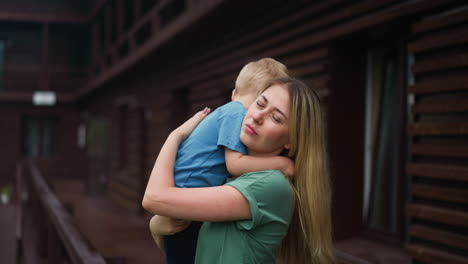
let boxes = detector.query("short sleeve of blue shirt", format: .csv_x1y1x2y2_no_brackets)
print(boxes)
217,108,247,154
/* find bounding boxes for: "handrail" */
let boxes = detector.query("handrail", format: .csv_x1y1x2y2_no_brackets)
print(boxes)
22,161,106,264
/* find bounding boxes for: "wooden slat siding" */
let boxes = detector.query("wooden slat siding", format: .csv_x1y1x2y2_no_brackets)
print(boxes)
280,48,328,68
28,163,106,264
172,0,398,88
406,244,468,264
412,184,468,204
412,99,468,113
406,163,468,182
409,225,468,251
413,6,468,33
413,53,468,74
411,143,468,158
408,27,468,53
166,0,459,93
290,63,325,78
406,204,468,228
408,73,468,94
180,0,347,71
408,122,468,135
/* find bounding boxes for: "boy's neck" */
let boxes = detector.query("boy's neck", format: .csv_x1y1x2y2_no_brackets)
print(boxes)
233,94,257,109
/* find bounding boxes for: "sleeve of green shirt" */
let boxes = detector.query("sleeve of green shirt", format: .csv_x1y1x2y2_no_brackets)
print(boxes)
226,170,295,230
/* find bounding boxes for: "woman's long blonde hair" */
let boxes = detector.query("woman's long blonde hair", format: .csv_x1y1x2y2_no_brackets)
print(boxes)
271,78,335,264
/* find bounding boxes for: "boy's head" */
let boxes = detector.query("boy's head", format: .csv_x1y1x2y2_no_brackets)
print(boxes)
233,58,289,107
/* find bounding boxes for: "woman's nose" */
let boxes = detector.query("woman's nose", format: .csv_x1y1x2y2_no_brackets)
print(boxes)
252,110,265,124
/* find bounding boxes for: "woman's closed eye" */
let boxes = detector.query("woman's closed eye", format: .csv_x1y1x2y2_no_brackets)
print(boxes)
272,113,284,123
256,100,266,108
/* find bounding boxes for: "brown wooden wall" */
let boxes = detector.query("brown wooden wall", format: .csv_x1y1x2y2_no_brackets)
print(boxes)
79,0,468,256
406,5,468,263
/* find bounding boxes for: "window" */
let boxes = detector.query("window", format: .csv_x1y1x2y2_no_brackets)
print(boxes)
363,44,405,235
22,116,58,157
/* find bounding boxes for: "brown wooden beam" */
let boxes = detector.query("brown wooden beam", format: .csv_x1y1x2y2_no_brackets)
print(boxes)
412,98,468,113
406,203,468,227
412,183,468,204
408,73,468,94
406,244,468,264
408,122,468,135
0,91,77,104
406,163,468,182
413,7,468,33
0,11,87,24
409,225,468,251
409,26,468,53
411,143,468,158
413,53,468,74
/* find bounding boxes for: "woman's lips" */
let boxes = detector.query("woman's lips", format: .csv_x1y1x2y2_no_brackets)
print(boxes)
245,124,257,135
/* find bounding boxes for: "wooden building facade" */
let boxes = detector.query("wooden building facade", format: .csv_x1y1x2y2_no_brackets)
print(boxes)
1,0,467,263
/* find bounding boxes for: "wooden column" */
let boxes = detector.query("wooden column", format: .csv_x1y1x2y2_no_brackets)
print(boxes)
129,0,142,51
104,4,113,66
42,23,49,90
91,20,100,74
116,0,125,35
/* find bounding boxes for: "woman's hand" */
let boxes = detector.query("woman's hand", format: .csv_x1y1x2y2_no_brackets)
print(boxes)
172,107,211,143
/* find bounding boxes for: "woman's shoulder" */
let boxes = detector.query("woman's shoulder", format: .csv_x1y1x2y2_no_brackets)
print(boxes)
243,169,287,179
228,170,292,193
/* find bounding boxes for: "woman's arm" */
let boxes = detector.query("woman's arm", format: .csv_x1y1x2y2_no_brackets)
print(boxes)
142,109,251,222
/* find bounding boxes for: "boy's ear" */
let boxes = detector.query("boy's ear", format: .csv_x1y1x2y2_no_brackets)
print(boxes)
231,89,236,101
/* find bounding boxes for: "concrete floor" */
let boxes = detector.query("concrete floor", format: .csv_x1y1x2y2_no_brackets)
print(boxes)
53,178,164,264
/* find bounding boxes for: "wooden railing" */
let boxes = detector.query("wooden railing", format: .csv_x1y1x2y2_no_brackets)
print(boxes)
17,161,107,264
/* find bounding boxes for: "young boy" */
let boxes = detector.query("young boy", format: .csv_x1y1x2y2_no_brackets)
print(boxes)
150,58,292,263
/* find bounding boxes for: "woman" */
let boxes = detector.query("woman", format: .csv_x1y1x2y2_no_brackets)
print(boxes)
142,78,335,263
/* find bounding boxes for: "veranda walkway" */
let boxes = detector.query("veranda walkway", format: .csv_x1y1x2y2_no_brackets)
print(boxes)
52,178,164,264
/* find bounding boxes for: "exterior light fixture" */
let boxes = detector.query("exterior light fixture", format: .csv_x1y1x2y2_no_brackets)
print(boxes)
33,91,56,106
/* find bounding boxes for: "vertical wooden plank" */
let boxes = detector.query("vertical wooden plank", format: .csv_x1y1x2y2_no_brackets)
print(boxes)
116,0,125,35
91,20,100,73
47,221,61,264
103,3,113,66
42,22,49,90
134,0,142,20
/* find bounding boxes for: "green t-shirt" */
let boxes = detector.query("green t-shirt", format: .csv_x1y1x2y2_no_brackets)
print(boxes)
195,170,295,264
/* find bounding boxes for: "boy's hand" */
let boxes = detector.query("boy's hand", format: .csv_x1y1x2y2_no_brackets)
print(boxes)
172,107,211,142
278,156,295,178
149,215,191,235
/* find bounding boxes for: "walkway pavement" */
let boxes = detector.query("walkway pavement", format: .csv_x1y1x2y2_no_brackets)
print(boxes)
52,178,164,264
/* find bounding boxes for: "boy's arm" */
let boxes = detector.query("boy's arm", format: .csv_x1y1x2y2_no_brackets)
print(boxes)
225,148,294,178
149,215,191,252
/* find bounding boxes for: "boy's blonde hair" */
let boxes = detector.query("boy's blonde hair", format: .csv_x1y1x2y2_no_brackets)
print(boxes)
235,58,289,97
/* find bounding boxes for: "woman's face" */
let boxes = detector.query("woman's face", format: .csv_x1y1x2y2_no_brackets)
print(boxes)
240,84,290,156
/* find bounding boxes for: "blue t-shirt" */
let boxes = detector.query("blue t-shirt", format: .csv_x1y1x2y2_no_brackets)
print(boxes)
174,101,247,188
